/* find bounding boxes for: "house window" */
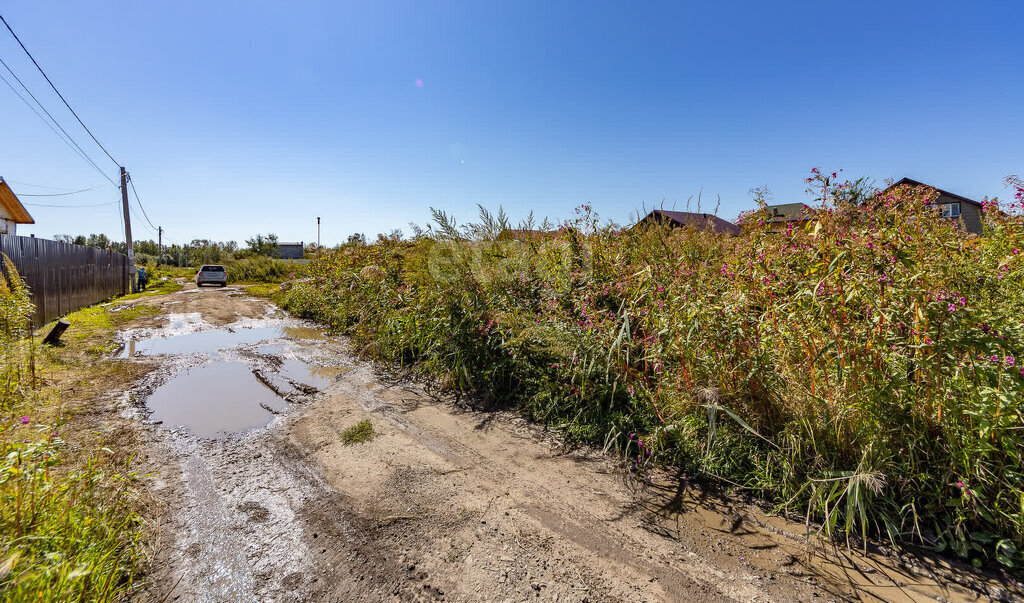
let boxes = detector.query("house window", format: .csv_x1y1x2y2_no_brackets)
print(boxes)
940,203,961,218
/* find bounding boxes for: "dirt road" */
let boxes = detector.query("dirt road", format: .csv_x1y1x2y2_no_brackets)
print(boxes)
107,282,1008,602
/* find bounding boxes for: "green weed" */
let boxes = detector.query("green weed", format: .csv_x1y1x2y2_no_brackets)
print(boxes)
0,254,144,600
285,175,1024,570
225,256,302,284
340,420,375,444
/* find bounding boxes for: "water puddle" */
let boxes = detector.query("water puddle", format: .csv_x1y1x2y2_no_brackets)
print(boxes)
278,359,351,389
125,319,349,438
147,362,287,438
281,326,327,340
121,327,284,357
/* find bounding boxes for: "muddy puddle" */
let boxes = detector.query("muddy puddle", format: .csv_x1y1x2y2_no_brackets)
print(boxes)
279,359,351,389
120,324,327,358
147,362,288,438
122,317,347,439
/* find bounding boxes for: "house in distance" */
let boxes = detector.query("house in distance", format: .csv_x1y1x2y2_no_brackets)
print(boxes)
0,178,35,236
885,177,984,235
758,203,817,232
633,210,740,236
277,241,304,259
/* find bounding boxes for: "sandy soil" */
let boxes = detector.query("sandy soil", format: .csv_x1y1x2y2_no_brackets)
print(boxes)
104,282,1017,602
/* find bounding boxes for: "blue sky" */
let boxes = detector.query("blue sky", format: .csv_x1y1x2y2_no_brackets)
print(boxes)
1,1,1021,247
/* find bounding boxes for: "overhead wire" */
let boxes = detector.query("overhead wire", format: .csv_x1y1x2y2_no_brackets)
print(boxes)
23,199,119,208
0,11,168,249
127,175,157,232
0,12,119,167
0,57,116,185
18,186,100,197
4,178,101,190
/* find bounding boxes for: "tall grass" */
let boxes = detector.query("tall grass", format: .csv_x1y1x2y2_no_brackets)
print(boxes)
225,256,300,284
0,256,143,601
285,175,1024,570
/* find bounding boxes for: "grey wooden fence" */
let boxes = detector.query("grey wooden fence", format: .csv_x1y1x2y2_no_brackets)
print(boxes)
0,234,129,327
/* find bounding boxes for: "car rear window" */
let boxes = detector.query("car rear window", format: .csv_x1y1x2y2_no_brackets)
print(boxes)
201,266,225,272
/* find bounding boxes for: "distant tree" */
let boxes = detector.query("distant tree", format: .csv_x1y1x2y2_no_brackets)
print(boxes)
375,229,403,243
134,240,159,256
245,233,280,257
346,233,367,246
85,234,111,249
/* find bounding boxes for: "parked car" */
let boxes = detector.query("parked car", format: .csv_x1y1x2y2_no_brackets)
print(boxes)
196,265,228,287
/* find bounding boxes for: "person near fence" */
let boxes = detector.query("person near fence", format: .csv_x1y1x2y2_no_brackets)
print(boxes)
137,266,148,291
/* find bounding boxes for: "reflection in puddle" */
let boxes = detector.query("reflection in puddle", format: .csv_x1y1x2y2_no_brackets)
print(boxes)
125,319,349,438
278,359,351,389
147,362,286,438
257,343,284,356
281,326,327,340
122,327,284,357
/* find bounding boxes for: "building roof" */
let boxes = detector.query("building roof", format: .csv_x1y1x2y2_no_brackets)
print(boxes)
277,241,304,246
635,210,740,235
0,178,35,224
885,178,983,208
763,203,816,223
500,229,549,241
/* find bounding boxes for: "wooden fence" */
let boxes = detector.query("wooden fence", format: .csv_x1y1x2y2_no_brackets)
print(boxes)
0,234,129,327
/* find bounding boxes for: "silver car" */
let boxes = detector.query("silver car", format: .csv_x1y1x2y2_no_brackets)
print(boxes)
196,265,228,287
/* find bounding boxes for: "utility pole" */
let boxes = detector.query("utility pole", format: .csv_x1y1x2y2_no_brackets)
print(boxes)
157,226,163,266
317,217,321,255
120,167,136,292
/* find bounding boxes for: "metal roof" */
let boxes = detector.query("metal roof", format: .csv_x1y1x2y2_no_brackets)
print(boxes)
885,178,983,207
763,203,816,223
636,210,741,235
0,178,35,224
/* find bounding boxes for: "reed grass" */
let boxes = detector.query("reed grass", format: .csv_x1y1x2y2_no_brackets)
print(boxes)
285,176,1024,570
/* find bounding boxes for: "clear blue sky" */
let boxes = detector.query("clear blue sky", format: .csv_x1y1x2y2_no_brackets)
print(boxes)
1,1,1021,247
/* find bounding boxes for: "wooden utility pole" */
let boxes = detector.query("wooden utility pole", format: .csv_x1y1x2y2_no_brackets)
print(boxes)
157,226,163,265
317,216,321,255
120,167,136,292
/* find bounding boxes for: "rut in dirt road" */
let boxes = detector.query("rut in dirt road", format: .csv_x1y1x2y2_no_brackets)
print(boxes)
115,284,1007,602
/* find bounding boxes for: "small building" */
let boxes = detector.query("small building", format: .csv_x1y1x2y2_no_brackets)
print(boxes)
277,242,304,259
885,178,983,235
0,178,35,236
634,210,740,236
761,203,817,231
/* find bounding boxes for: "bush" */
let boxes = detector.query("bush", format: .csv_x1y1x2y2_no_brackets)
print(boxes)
225,256,298,284
285,175,1024,570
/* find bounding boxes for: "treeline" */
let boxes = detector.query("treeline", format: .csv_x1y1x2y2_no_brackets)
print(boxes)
52,232,292,267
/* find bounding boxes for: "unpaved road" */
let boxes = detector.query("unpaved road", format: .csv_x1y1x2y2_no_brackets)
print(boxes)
105,282,1013,602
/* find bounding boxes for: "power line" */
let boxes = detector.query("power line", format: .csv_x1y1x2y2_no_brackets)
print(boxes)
0,12,119,167
5,178,104,191
127,175,158,231
23,199,119,208
18,186,101,197
0,57,116,185
131,207,159,236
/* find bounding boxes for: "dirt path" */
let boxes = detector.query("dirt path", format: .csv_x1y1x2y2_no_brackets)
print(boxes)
110,283,1012,602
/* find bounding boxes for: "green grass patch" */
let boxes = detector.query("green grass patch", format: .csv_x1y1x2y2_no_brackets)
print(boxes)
1,255,144,600
339,420,375,445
